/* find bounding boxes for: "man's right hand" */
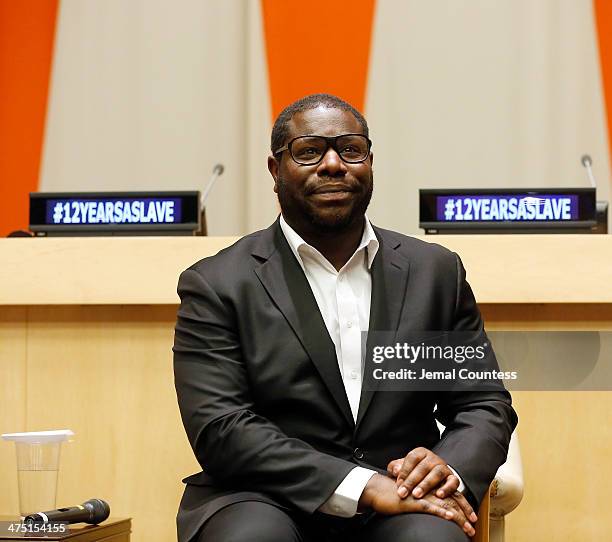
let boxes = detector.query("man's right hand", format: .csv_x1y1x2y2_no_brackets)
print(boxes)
359,474,476,538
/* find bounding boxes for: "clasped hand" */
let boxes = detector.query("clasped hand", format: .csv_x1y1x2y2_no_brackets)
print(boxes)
360,447,477,538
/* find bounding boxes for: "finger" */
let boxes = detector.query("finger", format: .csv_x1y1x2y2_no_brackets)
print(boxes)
422,496,475,537
396,457,431,497
451,491,478,524
411,464,452,498
435,474,460,499
408,497,457,523
386,459,403,477
396,448,428,485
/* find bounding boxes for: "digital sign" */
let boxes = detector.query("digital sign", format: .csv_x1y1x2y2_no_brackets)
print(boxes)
436,194,579,222
420,188,597,233
46,198,182,225
30,191,200,235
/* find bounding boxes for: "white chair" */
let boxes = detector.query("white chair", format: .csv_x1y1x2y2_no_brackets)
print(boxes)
488,430,524,542
436,422,524,542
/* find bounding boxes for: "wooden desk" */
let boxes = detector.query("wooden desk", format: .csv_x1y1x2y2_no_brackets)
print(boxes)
0,235,610,304
0,518,130,541
1,235,611,542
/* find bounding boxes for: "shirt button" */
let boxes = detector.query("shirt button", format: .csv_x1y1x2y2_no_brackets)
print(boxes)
347,321,353,328
353,448,364,460
350,371,358,380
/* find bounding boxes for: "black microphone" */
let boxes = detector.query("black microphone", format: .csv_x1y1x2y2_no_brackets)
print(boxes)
24,498,110,524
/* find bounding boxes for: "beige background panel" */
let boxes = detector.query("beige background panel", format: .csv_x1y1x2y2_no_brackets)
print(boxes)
21,305,198,540
244,0,278,231
1,236,611,305
366,0,611,235
39,1,611,237
41,0,274,237
0,308,27,516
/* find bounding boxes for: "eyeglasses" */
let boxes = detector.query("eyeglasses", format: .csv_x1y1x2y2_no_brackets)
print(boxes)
274,134,372,166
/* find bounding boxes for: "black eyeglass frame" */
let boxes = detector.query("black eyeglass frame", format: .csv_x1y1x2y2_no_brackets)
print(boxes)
273,133,372,166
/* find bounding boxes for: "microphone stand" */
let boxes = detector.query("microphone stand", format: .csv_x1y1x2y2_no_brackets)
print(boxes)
196,164,224,236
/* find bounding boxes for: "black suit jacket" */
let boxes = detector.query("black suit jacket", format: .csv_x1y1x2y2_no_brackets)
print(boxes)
173,220,517,542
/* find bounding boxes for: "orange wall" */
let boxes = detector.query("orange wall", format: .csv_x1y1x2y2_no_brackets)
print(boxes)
0,0,58,236
261,0,376,118
594,0,612,176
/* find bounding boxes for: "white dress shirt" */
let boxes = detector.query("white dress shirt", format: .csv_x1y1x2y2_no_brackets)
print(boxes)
279,215,463,518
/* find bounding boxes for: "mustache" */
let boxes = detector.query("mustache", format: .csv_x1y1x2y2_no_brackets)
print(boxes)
305,180,360,195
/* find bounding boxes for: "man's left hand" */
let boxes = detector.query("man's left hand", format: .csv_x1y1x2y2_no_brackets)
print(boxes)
387,447,477,523
387,447,455,498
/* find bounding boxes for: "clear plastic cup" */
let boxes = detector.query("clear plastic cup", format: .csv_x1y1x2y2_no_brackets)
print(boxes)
2,430,74,517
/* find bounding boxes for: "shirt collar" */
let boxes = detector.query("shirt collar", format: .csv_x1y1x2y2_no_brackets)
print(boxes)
279,214,379,270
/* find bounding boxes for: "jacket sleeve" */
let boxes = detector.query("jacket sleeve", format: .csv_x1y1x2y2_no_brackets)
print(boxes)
173,267,355,513
432,253,518,507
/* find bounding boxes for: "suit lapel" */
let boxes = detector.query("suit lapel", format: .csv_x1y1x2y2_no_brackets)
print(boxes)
253,222,355,429
356,229,411,429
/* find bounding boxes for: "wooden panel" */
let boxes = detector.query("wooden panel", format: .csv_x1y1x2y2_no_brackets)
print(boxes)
0,235,611,304
1,235,611,541
481,303,612,330
506,392,612,542
0,237,235,305
0,517,131,541
481,307,612,542
0,308,27,516
430,235,612,304
24,306,199,542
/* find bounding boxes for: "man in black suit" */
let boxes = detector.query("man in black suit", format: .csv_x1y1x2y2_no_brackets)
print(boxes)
173,94,517,542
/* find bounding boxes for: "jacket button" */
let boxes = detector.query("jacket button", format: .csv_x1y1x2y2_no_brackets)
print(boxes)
353,448,364,460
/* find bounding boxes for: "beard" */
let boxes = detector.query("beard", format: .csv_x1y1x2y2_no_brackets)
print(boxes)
276,174,374,234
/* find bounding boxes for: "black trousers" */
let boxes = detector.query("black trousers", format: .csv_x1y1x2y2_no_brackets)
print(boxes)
196,500,469,542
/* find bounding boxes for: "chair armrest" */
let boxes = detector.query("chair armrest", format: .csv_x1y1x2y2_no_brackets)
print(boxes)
490,430,524,518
